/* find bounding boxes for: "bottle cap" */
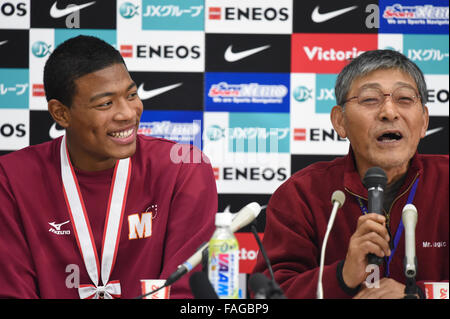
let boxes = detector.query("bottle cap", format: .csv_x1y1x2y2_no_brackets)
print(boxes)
215,212,233,226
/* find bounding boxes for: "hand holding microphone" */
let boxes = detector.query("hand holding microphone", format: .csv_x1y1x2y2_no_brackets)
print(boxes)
342,167,391,289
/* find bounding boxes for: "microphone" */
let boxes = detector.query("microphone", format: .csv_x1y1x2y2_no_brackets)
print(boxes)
189,271,219,299
249,273,286,299
136,202,262,299
317,190,346,299
363,167,387,265
402,204,418,278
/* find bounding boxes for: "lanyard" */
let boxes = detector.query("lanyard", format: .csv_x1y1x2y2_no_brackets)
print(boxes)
355,177,420,277
60,135,131,298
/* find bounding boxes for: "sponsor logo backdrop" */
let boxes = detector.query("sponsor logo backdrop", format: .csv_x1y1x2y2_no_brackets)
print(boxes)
0,0,448,297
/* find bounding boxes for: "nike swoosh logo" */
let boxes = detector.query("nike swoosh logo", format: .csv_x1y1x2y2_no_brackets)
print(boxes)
224,45,271,62
49,122,65,139
425,127,444,137
50,1,96,19
137,83,182,100
0,40,8,46
311,5,358,23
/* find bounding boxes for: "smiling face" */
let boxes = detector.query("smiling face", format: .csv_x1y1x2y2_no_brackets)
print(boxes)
331,68,429,183
50,63,143,171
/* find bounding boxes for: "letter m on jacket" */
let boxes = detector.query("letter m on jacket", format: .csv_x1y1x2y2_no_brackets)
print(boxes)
128,213,152,239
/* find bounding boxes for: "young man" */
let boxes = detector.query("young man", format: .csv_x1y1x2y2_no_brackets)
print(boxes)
0,35,218,299
253,50,448,299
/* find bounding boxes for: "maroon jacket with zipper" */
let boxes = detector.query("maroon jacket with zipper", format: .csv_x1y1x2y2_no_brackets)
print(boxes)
253,148,448,298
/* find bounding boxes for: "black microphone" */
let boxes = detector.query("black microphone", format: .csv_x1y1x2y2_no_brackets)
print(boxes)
189,271,219,299
363,167,388,265
249,273,286,299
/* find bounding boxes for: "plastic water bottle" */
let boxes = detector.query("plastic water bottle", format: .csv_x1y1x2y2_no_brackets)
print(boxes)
208,212,239,299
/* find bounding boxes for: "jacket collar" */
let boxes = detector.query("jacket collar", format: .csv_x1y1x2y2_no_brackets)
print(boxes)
343,146,423,199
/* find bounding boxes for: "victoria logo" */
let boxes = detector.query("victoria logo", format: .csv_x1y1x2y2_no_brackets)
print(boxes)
224,44,271,62
311,5,358,23
49,1,96,18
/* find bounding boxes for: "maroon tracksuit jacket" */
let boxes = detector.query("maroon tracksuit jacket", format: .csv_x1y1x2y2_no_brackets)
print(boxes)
254,149,448,298
0,135,217,298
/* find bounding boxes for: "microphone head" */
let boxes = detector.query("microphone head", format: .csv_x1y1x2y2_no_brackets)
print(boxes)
331,190,346,208
363,167,387,189
249,273,286,299
189,271,218,299
245,202,262,219
402,204,418,226
231,202,262,232
249,273,271,298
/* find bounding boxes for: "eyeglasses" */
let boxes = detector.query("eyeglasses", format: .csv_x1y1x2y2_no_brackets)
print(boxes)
344,86,421,108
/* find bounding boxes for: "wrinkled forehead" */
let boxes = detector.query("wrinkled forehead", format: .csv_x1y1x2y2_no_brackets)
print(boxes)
348,68,419,94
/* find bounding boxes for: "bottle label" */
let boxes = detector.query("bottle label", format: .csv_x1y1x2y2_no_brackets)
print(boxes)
208,238,239,299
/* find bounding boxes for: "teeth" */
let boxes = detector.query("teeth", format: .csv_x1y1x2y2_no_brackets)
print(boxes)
378,132,402,141
110,128,133,139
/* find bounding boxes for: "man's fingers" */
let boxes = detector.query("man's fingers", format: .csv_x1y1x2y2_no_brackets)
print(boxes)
357,233,391,257
355,215,390,242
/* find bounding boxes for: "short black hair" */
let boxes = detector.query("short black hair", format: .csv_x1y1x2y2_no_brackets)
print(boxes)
43,35,125,107
335,49,427,107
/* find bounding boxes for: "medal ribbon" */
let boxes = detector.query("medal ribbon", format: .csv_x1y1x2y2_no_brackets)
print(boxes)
60,135,131,299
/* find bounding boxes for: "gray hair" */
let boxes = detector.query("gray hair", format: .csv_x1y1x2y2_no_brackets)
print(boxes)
335,49,427,107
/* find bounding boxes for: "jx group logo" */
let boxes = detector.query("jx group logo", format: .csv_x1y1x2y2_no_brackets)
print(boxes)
291,73,338,114
205,72,290,113
378,33,449,75
205,0,292,34
380,0,449,34
119,0,204,30
140,0,204,30
205,112,290,155
404,34,449,75
291,33,378,73
0,68,28,108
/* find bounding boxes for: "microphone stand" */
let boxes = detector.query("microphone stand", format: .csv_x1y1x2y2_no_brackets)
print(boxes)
249,222,286,299
403,257,419,299
201,242,209,274
404,277,418,299
250,222,274,282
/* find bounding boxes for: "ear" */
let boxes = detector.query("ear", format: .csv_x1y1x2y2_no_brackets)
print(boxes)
330,105,347,139
48,99,70,128
419,105,430,139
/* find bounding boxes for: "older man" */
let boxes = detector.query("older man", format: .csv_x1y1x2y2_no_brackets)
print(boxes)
253,50,448,299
